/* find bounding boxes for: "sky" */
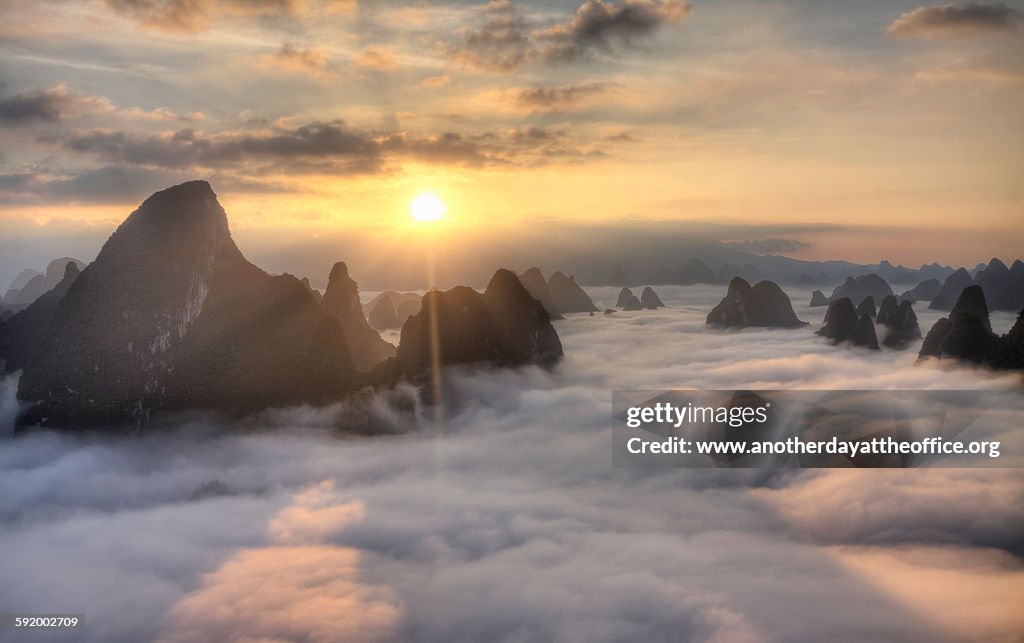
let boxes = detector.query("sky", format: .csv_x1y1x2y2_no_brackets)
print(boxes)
1,0,1022,274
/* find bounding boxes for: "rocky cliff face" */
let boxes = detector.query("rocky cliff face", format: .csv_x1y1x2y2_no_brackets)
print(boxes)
390,268,563,381
809,290,829,307
16,181,355,428
706,277,806,328
0,262,81,372
321,261,396,371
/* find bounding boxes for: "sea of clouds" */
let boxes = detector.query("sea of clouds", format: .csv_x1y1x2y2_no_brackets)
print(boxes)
1,285,1022,642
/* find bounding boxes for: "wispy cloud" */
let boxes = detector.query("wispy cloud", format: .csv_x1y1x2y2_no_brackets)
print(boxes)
101,0,306,32
0,84,202,126
516,82,618,111
0,85,111,125
888,2,1023,38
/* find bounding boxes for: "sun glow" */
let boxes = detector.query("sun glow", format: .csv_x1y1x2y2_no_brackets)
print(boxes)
411,193,446,222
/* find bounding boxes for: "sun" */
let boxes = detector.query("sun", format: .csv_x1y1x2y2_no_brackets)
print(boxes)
411,193,446,222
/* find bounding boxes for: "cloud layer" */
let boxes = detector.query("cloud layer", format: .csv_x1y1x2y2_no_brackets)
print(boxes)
1,285,1021,642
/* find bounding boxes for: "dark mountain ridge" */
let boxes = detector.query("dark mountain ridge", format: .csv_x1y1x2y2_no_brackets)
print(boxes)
2,181,567,430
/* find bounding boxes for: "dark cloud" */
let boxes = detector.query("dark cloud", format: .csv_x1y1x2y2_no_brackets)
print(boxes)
887,2,1023,38
0,165,188,204
52,121,599,176
450,0,534,71
450,0,691,70
0,85,198,125
2,120,604,203
724,238,811,254
537,0,692,62
0,85,107,125
60,121,383,173
516,82,617,110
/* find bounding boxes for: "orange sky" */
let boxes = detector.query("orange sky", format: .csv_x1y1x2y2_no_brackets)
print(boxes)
1,0,1022,269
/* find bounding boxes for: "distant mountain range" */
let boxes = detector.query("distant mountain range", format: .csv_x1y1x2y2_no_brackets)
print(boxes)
588,256,961,289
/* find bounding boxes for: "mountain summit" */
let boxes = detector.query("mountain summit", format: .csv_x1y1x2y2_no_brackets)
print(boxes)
15,181,356,427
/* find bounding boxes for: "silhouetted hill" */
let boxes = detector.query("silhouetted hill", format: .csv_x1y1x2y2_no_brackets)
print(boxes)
851,314,880,350
818,298,859,343
0,262,81,372
616,288,634,308
856,296,876,318
930,268,974,310
706,278,806,328
15,181,356,428
919,286,996,364
622,293,642,310
876,295,898,327
395,299,421,325
640,287,665,309
300,277,323,303
321,261,396,371
518,268,563,319
809,290,829,307
388,269,563,388
363,291,420,324
676,258,718,285
2,268,40,302
828,274,893,308
974,258,1024,312
3,257,85,305
368,295,400,330
902,278,942,302
917,286,1024,369
880,298,920,348
548,271,598,313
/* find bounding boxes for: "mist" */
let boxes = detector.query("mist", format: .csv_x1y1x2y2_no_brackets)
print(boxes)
1,285,1022,643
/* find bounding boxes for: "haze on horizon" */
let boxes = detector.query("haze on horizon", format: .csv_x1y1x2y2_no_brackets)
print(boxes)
1,0,1022,276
